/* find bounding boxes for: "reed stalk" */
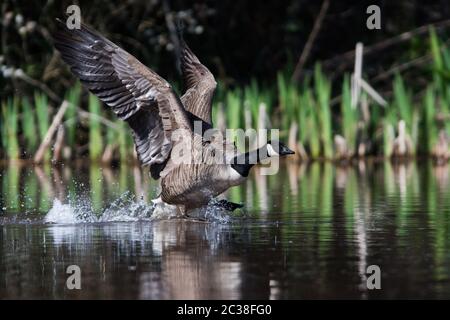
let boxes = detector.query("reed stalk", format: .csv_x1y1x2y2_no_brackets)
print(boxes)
88,94,103,161
21,98,38,154
118,121,129,164
65,82,81,149
1,33,449,162
340,75,357,156
34,92,50,161
314,64,333,159
1,99,20,160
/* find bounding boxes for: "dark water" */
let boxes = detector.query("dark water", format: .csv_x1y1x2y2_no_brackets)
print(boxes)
0,161,449,299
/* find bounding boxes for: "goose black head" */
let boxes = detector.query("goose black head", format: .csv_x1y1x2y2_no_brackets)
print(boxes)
266,140,295,157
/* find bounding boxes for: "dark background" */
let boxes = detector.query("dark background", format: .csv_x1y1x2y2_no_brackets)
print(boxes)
1,0,450,98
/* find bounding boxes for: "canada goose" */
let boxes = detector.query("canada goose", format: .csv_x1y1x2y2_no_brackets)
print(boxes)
53,19,294,216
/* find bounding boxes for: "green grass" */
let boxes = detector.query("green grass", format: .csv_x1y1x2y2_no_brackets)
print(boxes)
340,75,358,155
65,82,81,149
118,121,129,164
423,86,438,154
1,98,20,160
34,92,50,161
1,32,449,163
392,74,419,155
226,89,242,130
21,98,38,154
314,64,333,159
88,94,103,161
383,114,396,158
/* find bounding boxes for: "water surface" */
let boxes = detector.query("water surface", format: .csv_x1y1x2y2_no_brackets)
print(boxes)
1,161,449,299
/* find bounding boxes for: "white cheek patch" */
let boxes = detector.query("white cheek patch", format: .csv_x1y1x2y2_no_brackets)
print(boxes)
228,166,244,180
267,144,279,157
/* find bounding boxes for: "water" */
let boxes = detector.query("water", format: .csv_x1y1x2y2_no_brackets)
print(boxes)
0,161,449,299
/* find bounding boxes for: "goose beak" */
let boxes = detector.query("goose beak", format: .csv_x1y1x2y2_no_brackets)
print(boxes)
280,145,295,156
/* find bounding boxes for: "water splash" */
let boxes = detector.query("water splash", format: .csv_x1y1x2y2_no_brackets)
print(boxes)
45,192,156,224
45,199,82,224
44,192,241,224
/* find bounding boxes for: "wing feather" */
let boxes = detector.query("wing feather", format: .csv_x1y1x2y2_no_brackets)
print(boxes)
53,19,192,177
179,39,217,125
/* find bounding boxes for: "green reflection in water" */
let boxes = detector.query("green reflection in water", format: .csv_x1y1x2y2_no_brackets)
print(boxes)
0,162,449,253
229,186,242,208
24,167,38,211
38,165,52,212
3,164,20,211
119,164,129,194
1,161,449,299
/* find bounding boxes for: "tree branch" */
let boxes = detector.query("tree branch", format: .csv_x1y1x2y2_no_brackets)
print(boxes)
292,0,330,82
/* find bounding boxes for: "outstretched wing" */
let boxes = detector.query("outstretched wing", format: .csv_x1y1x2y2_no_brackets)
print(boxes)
179,38,217,125
53,19,192,178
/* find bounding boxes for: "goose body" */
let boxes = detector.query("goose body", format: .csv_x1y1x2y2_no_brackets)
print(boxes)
53,19,293,214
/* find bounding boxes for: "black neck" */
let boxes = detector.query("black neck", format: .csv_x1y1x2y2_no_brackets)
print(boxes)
230,145,269,177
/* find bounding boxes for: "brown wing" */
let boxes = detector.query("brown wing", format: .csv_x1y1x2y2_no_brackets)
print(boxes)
53,19,192,177
179,39,217,125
